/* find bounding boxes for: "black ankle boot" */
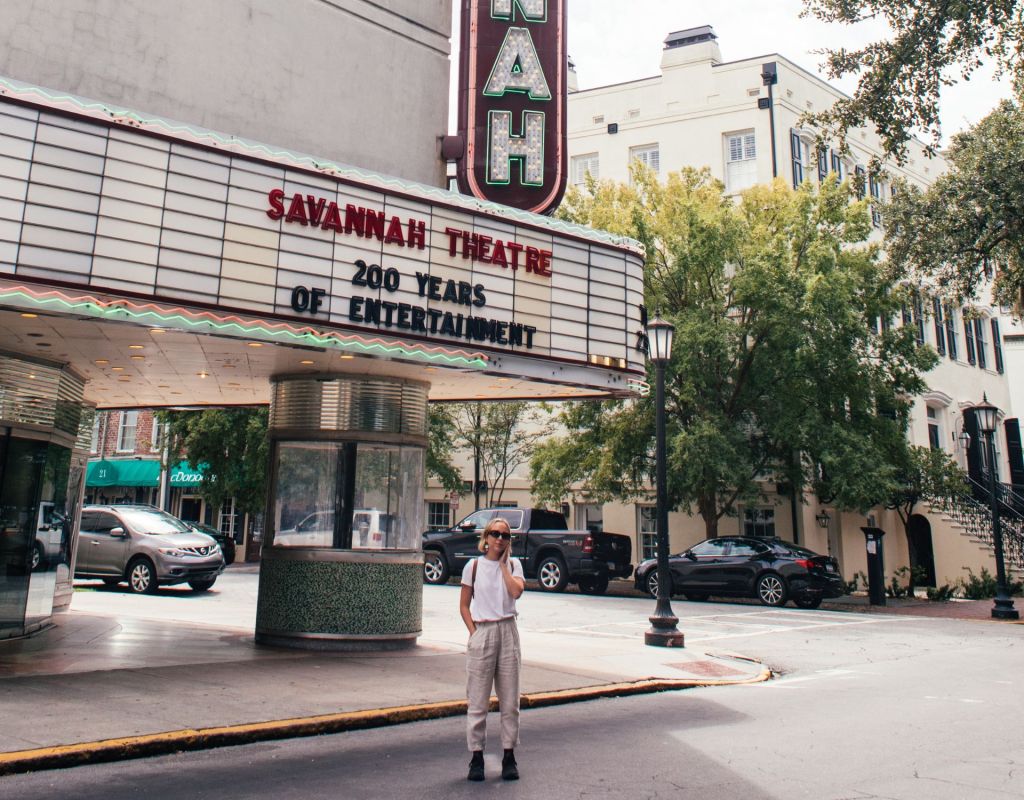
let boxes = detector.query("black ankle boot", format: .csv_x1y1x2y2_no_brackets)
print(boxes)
501,749,519,781
467,750,485,781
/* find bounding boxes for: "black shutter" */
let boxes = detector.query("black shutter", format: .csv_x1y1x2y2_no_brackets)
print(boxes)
963,409,984,496
964,311,976,364
992,318,1004,373
1004,419,1024,487
974,318,987,368
944,304,957,360
932,298,946,355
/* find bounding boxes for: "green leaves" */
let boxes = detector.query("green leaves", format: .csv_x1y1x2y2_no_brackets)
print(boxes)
536,171,934,536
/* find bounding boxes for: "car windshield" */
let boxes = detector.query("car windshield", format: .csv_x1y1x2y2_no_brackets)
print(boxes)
776,543,819,558
119,509,193,535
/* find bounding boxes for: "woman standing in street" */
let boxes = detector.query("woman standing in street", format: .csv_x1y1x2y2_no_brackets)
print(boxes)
459,516,525,782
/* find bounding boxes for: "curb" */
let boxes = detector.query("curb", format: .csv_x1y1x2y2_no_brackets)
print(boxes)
0,669,769,776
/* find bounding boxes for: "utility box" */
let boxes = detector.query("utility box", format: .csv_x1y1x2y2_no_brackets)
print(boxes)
861,527,887,606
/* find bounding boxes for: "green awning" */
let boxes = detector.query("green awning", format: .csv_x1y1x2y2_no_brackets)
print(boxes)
85,459,161,487
169,461,206,487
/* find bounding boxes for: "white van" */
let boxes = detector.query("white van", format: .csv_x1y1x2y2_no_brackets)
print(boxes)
273,509,391,548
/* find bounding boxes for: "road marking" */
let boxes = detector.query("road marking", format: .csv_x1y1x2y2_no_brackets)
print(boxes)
684,616,906,643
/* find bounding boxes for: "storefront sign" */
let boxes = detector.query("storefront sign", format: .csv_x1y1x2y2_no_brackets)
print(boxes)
456,0,567,215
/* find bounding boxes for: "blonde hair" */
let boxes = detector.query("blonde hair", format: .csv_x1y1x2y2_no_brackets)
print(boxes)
477,516,512,552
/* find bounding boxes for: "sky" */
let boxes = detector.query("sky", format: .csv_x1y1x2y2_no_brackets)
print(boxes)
450,0,1012,144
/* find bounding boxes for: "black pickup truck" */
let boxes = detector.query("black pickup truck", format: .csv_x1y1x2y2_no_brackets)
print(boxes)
421,507,632,594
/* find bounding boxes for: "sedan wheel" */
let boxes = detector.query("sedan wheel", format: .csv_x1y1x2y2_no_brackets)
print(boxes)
30,543,43,571
756,573,787,606
128,559,158,594
793,595,823,610
645,570,667,599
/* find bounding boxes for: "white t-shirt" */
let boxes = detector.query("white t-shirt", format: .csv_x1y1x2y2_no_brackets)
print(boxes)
461,556,524,621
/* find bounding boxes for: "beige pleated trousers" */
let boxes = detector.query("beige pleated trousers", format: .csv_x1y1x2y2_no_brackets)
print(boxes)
465,617,522,752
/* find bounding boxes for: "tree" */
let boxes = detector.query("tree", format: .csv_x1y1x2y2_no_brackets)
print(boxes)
441,401,553,507
427,404,467,494
160,408,269,517
802,0,1024,161
885,446,968,594
885,96,1024,307
531,166,936,538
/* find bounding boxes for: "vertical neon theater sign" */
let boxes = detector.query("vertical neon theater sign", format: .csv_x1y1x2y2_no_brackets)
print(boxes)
456,0,567,216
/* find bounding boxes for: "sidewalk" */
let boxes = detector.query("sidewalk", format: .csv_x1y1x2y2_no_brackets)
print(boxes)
0,592,767,776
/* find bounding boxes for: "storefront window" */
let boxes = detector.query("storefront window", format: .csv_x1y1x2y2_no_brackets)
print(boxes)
270,441,423,550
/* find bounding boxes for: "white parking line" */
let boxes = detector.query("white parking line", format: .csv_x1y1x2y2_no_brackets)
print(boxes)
684,616,908,643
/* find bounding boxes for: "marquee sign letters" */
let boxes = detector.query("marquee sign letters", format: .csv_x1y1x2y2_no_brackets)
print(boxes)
456,0,567,216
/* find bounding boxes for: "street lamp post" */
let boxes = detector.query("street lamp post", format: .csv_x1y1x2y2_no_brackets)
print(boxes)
644,314,684,647
973,395,1019,621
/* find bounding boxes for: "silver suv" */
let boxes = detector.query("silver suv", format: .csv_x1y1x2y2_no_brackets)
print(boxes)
76,505,225,594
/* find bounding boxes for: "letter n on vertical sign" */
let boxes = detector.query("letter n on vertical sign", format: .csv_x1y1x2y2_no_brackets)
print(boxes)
456,0,567,216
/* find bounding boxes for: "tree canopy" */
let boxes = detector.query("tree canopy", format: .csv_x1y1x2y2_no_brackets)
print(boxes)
531,166,936,538
802,0,1024,161
885,95,1024,307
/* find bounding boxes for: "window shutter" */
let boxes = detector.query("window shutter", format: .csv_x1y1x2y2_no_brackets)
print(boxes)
974,318,987,368
944,304,958,360
963,311,976,365
992,318,1004,373
932,298,946,355
1004,418,1024,486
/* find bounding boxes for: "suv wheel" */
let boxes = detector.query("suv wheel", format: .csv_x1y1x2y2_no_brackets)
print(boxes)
30,542,43,571
578,575,609,595
537,556,569,592
423,550,450,585
127,558,159,594
189,578,216,592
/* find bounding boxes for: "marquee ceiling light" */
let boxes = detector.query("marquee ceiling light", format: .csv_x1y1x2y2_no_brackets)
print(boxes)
94,359,108,364
20,312,37,318
128,345,144,349
0,285,489,368
111,367,124,372
130,356,144,360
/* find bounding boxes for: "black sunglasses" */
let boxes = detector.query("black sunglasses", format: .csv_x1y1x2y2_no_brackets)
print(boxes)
488,531,512,540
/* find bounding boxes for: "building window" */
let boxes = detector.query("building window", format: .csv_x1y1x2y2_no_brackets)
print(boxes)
629,143,660,175
743,508,775,538
571,153,599,187
817,147,828,182
945,304,958,360
150,416,164,452
974,318,988,369
638,506,657,561
790,130,806,187
927,406,942,451
854,165,867,199
830,150,844,179
426,502,451,531
992,318,1005,373
90,414,100,453
931,298,946,355
869,173,883,227
725,131,757,192
963,310,976,365
116,410,138,452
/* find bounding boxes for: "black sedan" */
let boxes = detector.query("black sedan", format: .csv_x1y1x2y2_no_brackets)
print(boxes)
634,536,843,609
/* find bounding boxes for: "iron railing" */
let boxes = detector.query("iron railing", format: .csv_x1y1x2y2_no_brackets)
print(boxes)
929,479,1024,572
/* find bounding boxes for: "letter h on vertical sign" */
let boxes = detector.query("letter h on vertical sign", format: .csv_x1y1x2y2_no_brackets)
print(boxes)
456,0,567,216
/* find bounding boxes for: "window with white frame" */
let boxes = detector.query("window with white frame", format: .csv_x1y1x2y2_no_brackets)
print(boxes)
944,304,959,361
90,414,100,453
725,131,757,192
426,501,451,531
869,173,883,227
974,317,988,369
927,406,942,451
629,143,660,175
638,506,657,561
571,153,599,186
790,130,808,187
743,508,775,537
117,410,138,452
150,415,164,452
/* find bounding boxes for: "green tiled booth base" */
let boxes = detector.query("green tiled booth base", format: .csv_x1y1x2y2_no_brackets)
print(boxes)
255,554,423,651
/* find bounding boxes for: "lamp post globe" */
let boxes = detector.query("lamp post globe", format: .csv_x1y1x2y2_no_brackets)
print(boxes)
971,394,1019,620
645,313,684,647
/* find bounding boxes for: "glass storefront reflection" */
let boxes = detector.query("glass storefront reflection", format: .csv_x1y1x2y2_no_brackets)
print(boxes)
271,441,423,550
0,436,75,637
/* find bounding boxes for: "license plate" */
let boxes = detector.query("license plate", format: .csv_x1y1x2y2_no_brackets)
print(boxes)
826,564,836,572
608,561,618,569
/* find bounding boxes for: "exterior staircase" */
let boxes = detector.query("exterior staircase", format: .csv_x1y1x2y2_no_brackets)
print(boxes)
928,478,1024,579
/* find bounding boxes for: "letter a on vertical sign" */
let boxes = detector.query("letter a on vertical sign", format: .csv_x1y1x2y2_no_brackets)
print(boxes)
456,0,567,216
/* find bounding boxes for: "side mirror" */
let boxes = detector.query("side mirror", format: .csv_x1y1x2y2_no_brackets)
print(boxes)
460,522,476,532
110,527,128,538
685,551,697,561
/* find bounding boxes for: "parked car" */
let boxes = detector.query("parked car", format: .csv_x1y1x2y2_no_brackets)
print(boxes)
75,504,224,594
31,501,67,571
272,509,392,548
188,522,236,565
634,536,843,609
422,507,632,594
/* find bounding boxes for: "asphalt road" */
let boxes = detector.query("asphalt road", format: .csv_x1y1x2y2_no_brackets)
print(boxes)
5,572,1021,799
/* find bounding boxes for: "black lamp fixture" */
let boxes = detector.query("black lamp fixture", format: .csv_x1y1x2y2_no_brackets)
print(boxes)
972,394,1019,620
644,312,684,647
815,510,831,529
